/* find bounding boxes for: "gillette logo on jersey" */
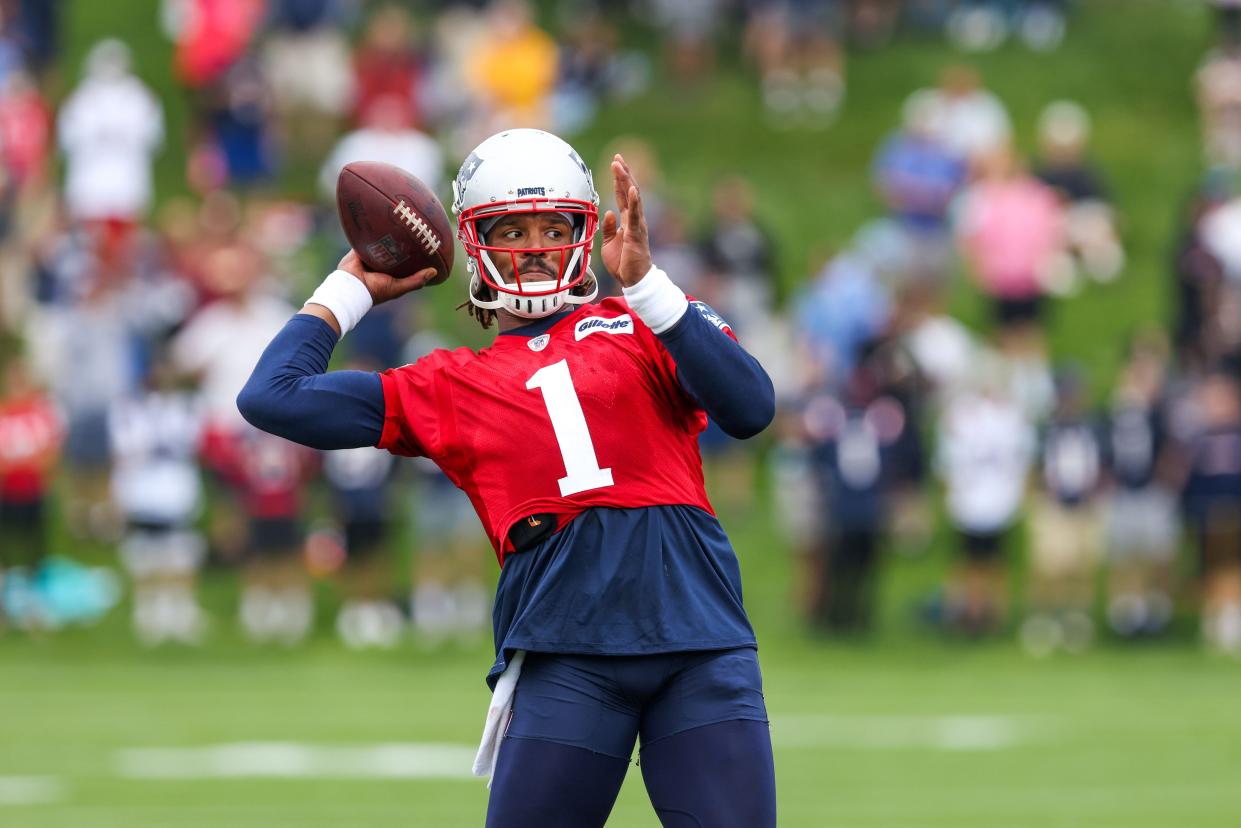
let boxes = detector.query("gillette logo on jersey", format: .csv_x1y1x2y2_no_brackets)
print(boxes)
376,298,714,563
574,314,633,340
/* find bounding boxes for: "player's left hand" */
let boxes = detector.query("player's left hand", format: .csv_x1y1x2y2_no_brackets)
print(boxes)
600,154,653,288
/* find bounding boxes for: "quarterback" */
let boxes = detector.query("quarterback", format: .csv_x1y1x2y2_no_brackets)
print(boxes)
239,129,777,826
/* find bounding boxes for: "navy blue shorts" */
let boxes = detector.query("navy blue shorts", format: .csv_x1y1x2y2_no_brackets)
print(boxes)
505,647,767,759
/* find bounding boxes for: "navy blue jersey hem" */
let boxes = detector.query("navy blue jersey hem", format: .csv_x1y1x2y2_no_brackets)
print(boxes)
487,640,758,689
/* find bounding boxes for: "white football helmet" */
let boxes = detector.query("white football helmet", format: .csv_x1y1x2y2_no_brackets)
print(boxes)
452,129,599,319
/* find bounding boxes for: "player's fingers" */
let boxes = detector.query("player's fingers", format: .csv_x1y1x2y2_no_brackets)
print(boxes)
612,159,629,212
409,267,439,289
627,185,646,242
601,209,617,242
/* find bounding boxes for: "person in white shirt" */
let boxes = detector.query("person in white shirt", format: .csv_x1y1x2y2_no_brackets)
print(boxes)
318,94,445,201
57,39,164,224
936,352,1035,635
913,65,1011,166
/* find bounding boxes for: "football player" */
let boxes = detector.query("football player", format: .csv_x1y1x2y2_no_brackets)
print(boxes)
239,129,777,826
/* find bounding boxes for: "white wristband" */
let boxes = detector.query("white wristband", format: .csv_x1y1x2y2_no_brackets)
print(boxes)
621,264,688,334
305,270,373,337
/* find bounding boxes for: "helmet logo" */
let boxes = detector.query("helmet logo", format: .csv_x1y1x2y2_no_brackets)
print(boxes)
516,186,546,197
528,334,551,352
459,151,483,185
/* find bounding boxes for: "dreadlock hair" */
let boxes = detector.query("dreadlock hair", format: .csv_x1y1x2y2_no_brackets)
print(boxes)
459,297,498,330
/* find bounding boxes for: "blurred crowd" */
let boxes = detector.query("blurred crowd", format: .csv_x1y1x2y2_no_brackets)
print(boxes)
0,0,1238,658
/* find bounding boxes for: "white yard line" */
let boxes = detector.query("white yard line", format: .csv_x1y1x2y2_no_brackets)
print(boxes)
770,714,1057,751
0,776,65,805
114,743,478,780
111,716,1054,782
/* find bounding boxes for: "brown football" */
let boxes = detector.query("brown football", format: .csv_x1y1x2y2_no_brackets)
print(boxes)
336,161,454,283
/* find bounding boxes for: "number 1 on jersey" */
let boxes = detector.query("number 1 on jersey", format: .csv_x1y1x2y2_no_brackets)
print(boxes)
526,359,615,497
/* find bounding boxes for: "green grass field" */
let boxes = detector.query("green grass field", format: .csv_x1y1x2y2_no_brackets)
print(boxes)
5,1,1240,826
4,628,1241,826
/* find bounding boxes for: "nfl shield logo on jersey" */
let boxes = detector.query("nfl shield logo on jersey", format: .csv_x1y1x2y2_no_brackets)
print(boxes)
529,334,551,352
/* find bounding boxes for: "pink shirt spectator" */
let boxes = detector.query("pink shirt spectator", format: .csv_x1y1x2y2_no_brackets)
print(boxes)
957,176,1065,300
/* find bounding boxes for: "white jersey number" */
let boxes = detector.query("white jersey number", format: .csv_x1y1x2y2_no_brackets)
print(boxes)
526,359,615,496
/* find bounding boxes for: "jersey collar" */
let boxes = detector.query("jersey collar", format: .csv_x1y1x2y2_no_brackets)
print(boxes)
496,308,576,338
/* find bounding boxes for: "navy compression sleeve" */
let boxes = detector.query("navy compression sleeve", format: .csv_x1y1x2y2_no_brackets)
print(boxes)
236,313,385,449
657,302,775,439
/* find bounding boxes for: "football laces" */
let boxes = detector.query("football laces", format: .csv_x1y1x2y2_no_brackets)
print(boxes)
393,200,442,254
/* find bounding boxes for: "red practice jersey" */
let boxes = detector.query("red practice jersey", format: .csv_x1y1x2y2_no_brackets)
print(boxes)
378,297,717,561
0,394,62,502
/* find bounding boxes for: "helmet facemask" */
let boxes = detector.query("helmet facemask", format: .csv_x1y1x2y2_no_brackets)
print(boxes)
460,199,599,319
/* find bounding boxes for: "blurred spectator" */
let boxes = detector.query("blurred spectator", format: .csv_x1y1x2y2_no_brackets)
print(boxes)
551,3,646,134
351,3,425,129
9,0,62,79
896,280,977,399
1181,370,1241,654
946,0,1068,53
170,240,294,562
935,353,1036,636
1172,174,1231,369
772,344,830,625
1196,36,1241,168
695,176,779,510
955,146,1065,342
58,39,164,235
261,0,356,159
872,91,966,287
108,350,208,646
915,66,1011,167
318,95,445,200
1216,0,1241,47
0,350,62,627
0,69,53,332
803,362,911,633
467,0,558,134
27,227,144,542
421,5,489,156
1104,333,1178,639
0,69,51,191
192,54,277,190
170,240,293,440
1034,100,1124,290
794,244,892,389
216,424,318,645
403,329,489,643
1021,367,1103,656
699,175,779,336
847,0,902,49
647,202,707,300
166,0,264,90
744,0,846,127
324,441,403,650
644,0,722,84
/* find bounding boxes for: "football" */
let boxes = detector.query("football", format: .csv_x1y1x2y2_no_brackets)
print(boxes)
336,161,454,283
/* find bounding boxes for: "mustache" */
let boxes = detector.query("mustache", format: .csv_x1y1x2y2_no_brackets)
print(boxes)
516,261,558,278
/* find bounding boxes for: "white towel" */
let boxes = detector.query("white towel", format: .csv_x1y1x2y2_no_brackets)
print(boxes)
472,649,526,787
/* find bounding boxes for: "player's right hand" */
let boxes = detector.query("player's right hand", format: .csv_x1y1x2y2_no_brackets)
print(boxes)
337,249,437,305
